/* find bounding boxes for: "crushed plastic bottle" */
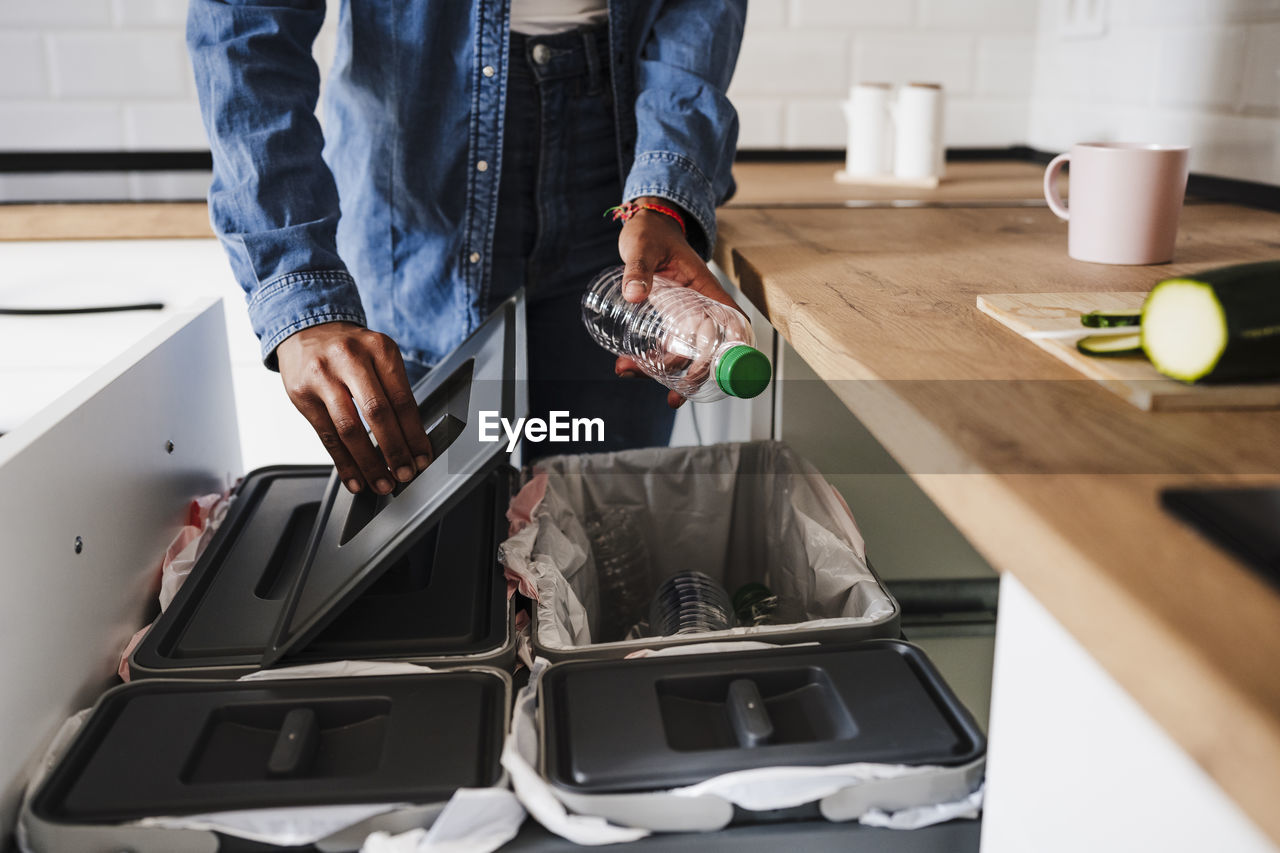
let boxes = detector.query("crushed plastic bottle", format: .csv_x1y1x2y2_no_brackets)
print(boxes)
581,266,772,402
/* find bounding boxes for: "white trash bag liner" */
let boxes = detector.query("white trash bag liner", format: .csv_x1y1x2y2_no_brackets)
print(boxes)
500,441,898,655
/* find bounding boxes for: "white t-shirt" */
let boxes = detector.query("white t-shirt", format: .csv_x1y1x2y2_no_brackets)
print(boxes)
510,0,608,35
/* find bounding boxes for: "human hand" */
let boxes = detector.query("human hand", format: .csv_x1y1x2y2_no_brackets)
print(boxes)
276,322,433,494
615,198,739,408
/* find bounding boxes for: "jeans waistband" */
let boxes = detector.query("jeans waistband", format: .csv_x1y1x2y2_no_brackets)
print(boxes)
510,24,609,89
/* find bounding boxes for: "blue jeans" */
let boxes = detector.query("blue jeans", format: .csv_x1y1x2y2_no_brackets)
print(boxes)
414,26,676,458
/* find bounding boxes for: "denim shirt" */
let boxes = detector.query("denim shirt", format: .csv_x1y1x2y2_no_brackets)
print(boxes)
187,0,745,368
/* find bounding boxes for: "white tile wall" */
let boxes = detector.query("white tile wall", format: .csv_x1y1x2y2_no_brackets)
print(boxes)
0,102,126,149
1028,0,1280,184
2,0,1278,193
0,33,48,98
732,32,850,96
0,0,111,28
1,0,200,155
0,0,338,200
124,102,209,149
728,0,1037,149
49,33,189,98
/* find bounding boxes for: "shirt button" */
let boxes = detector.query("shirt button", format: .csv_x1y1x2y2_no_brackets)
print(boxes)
532,44,551,65
469,252,481,264
476,160,489,172
482,65,495,78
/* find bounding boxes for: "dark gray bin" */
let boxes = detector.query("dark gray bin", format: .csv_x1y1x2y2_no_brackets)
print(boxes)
22,669,510,852
535,640,985,832
130,292,528,679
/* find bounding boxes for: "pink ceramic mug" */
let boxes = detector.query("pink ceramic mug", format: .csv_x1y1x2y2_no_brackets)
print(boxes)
1043,142,1190,265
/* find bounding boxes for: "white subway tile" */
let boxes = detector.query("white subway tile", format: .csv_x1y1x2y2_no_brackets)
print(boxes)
49,32,188,98
784,98,846,148
0,0,111,28
1087,28,1159,104
1182,112,1280,183
0,103,125,150
919,0,1038,32
124,102,208,149
789,0,915,28
113,0,187,27
1027,98,1125,151
976,35,1036,97
945,97,1030,146
1241,23,1280,112
853,32,975,93
0,34,49,98
744,0,787,31
1109,0,1205,27
729,32,849,96
128,170,212,201
732,97,786,148
1030,36,1091,100
0,173,130,203
1151,26,1246,110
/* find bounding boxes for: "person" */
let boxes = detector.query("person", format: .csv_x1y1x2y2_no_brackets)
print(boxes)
188,1,746,494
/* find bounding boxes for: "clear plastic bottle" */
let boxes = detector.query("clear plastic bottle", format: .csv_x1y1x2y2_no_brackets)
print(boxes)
581,266,772,402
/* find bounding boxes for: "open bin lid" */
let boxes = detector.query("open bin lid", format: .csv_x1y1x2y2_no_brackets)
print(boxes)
262,293,527,667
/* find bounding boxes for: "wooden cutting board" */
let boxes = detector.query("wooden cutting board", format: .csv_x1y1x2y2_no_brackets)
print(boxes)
976,292,1280,411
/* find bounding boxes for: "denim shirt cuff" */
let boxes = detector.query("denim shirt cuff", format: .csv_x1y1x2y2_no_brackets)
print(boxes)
623,151,718,259
248,270,367,370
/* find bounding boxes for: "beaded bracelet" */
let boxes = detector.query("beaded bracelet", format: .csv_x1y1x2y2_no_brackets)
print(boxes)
605,200,687,236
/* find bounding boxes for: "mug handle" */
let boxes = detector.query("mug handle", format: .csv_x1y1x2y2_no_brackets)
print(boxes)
1043,153,1070,221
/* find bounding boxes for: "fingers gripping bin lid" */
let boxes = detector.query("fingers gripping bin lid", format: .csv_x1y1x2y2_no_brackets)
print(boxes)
23,670,510,852
536,641,986,832
129,293,528,678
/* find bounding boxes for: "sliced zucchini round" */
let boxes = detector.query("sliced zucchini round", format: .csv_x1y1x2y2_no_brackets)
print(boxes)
1076,332,1143,357
1081,310,1141,328
1140,261,1280,384
1140,279,1228,382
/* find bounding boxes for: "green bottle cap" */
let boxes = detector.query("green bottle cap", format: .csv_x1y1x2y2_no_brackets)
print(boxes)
715,345,772,399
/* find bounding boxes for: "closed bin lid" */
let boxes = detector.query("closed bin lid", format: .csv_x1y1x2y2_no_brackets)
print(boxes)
262,293,527,667
31,670,510,823
540,640,986,793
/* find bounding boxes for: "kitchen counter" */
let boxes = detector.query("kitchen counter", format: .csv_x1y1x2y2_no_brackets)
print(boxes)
717,161,1280,843
5,163,1278,841
727,159,1047,206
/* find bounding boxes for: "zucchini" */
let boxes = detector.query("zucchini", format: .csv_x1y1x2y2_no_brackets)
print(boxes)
1077,332,1142,356
1081,310,1141,328
1141,260,1280,383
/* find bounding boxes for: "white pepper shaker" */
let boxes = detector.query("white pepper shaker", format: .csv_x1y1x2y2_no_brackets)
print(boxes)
841,83,893,178
893,82,946,182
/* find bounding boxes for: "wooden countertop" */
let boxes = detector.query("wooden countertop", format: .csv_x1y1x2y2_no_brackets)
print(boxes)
716,163,1280,843
0,202,212,241
727,159,1048,206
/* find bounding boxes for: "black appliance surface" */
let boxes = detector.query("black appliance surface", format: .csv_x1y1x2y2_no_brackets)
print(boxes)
31,672,507,823
542,640,985,793
1162,486,1280,591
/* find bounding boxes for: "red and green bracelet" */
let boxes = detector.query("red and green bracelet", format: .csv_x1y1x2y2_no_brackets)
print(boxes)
605,200,686,236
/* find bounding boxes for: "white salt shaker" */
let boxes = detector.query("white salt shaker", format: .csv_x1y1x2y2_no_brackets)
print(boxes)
893,82,945,182
841,83,893,178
